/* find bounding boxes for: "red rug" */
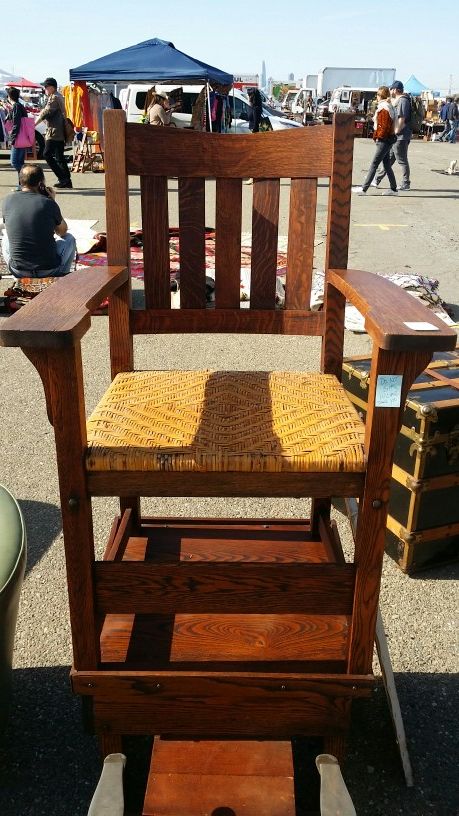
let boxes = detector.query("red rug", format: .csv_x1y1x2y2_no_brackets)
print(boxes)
77,228,289,281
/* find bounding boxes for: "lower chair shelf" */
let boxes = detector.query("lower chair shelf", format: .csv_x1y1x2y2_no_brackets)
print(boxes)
98,515,351,673
71,515,373,740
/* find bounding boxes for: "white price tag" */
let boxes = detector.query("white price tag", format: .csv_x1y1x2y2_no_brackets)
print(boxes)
375,375,403,408
404,321,439,331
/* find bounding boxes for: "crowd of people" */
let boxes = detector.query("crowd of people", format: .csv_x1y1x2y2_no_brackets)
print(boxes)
0,72,457,283
437,96,459,143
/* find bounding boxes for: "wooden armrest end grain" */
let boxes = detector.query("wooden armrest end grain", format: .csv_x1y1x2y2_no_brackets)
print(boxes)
328,268,457,351
0,266,129,349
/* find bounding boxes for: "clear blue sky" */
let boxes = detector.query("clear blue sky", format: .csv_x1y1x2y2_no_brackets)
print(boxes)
1,0,457,93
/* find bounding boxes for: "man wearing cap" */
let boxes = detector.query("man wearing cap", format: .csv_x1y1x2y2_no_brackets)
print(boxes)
35,77,72,189
374,80,411,192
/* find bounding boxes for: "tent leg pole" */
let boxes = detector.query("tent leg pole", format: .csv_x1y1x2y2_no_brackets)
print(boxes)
207,81,212,132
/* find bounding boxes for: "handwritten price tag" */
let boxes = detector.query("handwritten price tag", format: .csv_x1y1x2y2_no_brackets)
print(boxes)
375,375,403,408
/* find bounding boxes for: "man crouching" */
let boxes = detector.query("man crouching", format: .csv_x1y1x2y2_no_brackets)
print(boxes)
1,164,76,279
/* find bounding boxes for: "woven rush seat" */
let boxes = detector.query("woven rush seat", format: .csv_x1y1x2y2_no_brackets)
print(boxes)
86,370,365,473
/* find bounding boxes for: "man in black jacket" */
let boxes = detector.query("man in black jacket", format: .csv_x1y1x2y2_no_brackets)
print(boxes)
445,97,458,144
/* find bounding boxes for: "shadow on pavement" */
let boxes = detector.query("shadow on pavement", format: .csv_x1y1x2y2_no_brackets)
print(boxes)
17,499,62,575
0,667,457,815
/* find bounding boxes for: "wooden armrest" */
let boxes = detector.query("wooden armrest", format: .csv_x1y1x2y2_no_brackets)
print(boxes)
328,268,457,351
0,266,129,349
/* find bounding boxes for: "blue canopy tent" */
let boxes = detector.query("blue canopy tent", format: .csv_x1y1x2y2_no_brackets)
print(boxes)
404,75,428,96
69,38,233,86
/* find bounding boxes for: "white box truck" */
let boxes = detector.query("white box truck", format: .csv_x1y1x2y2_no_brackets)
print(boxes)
316,67,396,101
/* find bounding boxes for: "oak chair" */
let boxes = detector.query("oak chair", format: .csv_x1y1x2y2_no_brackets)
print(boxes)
1,110,455,810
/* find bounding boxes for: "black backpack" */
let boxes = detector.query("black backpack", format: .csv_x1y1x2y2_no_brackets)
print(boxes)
409,95,424,134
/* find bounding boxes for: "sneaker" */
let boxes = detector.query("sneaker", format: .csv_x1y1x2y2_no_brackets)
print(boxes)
370,179,380,187
351,186,366,195
382,189,399,196
54,180,73,189
397,184,410,191
11,186,21,192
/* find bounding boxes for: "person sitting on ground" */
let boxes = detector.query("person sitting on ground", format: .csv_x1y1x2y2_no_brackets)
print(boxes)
148,91,173,126
1,164,76,279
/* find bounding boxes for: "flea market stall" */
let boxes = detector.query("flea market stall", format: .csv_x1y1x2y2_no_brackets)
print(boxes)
68,37,234,140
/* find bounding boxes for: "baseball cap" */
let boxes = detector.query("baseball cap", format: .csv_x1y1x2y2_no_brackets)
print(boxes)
389,80,404,92
42,77,58,88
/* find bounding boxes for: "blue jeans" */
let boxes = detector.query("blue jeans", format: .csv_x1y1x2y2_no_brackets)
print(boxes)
10,147,26,178
376,139,410,188
362,140,397,192
447,120,458,143
1,231,76,278
438,121,450,141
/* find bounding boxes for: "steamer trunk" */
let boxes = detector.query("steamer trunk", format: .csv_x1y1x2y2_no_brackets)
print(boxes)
342,350,459,573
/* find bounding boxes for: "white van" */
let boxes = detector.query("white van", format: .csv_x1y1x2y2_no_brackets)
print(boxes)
123,84,301,132
328,86,377,116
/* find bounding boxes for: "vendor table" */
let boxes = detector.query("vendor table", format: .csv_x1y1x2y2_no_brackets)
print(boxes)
422,121,444,141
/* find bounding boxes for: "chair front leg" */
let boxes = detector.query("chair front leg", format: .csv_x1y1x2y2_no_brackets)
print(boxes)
348,346,432,675
43,344,99,669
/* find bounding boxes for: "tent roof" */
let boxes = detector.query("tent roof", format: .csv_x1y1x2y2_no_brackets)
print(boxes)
5,76,41,88
69,38,233,85
404,74,428,95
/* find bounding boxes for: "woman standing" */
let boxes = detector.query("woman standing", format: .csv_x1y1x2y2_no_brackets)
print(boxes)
247,88,263,133
148,91,172,127
5,88,28,191
352,86,398,196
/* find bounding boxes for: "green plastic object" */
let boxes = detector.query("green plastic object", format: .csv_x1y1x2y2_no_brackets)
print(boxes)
0,485,27,732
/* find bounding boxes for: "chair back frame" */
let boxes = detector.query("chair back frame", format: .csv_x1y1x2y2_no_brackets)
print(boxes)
103,110,355,379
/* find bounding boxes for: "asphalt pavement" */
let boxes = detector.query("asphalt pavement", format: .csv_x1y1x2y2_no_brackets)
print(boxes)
0,138,458,815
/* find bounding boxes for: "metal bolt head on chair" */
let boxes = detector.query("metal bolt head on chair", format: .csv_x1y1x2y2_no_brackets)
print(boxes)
0,110,455,808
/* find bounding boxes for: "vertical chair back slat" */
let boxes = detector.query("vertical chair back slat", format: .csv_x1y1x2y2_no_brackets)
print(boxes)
141,176,170,309
178,178,206,309
250,179,280,310
322,113,355,377
285,178,318,310
325,113,354,272
214,178,243,309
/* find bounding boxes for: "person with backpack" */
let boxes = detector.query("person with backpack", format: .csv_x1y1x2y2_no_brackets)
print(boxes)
352,86,398,196
373,80,412,191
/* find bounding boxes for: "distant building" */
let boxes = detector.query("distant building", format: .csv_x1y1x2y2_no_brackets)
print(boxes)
288,72,294,82
261,61,267,90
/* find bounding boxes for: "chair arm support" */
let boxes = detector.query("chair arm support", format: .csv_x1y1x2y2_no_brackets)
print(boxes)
328,268,457,352
0,265,129,350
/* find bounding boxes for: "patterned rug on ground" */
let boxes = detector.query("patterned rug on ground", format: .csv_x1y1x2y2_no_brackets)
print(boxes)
76,228,290,285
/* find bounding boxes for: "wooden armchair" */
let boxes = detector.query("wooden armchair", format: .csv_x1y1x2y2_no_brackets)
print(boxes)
1,110,455,809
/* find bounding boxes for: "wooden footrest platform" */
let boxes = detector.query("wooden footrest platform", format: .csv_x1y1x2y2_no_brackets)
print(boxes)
143,738,295,816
